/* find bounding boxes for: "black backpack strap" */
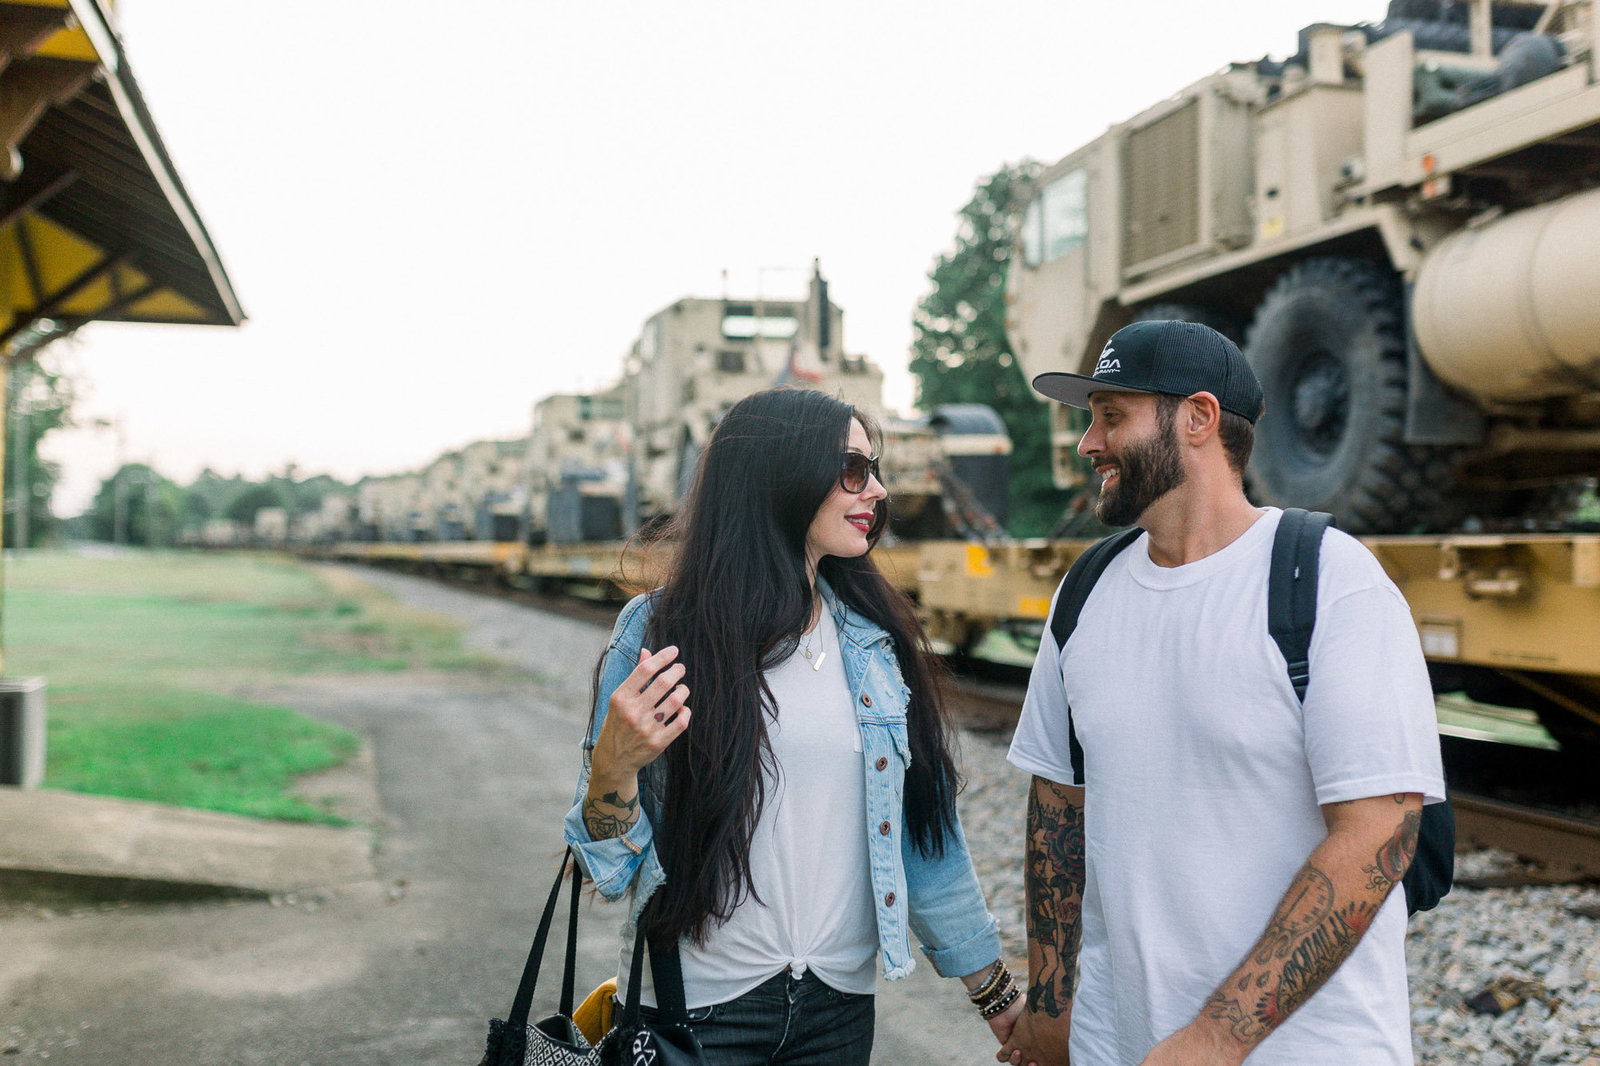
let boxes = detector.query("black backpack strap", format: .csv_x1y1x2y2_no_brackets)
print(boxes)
1047,527,1144,784
1267,508,1333,702
1050,527,1145,650
1266,508,1453,915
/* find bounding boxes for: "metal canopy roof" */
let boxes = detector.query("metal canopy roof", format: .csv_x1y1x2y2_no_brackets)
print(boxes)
1,0,243,359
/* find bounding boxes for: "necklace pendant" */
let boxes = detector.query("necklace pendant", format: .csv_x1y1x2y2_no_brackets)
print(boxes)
811,650,825,672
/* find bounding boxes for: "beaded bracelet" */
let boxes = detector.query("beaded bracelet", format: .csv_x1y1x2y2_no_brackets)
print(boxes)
973,970,1016,1014
979,984,1022,1018
966,960,1006,1004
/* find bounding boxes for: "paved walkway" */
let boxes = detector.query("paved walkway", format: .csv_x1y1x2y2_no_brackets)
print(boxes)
0,787,373,899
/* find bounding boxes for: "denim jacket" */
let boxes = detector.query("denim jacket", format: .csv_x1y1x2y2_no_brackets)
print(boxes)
562,581,1001,981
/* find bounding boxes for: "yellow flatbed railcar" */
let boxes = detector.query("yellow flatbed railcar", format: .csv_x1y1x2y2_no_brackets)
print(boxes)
320,529,1600,749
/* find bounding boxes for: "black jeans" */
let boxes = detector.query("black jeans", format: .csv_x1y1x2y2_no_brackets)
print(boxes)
636,968,874,1066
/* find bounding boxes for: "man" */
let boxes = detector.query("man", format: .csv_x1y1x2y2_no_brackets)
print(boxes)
999,320,1446,1065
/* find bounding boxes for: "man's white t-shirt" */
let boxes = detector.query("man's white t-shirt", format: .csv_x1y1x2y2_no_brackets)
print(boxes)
1007,508,1445,1065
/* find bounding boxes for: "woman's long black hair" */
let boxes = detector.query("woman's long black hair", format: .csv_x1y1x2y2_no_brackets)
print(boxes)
619,386,962,946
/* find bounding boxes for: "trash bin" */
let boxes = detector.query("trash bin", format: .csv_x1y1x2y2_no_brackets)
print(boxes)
0,677,46,789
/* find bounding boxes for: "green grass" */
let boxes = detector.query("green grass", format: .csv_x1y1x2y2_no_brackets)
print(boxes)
2,549,488,823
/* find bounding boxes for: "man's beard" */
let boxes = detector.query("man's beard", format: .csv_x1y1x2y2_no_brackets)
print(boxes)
1095,419,1187,527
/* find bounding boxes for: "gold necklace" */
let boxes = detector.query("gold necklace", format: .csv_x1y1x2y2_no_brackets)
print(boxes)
801,630,825,671
801,593,826,671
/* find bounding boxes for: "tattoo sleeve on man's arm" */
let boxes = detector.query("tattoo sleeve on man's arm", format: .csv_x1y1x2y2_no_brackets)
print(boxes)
1366,807,1421,890
1025,777,1086,1018
582,788,639,840
1200,805,1422,1048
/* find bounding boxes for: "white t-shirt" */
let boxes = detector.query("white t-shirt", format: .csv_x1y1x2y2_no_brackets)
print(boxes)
622,606,879,1008
1007,508,1445,1065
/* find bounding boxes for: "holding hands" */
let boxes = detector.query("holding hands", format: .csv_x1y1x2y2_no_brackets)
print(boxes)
997,1003,1072,1066
984,989,1028,1046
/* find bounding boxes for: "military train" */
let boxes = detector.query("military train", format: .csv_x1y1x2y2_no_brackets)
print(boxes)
312,1,1600,758
285,263,1011,552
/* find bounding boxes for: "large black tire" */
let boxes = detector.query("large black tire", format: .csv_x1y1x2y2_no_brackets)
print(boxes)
1243,257,1463,534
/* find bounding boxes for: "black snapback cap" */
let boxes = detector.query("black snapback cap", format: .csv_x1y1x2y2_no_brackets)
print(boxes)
1031,319,1264,423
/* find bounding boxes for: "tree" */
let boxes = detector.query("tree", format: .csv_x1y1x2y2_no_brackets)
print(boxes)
223,483,287,527
85,463,180,546
179,468,245,539
4,358,75,548
82,466,352,545
909,162,1083,537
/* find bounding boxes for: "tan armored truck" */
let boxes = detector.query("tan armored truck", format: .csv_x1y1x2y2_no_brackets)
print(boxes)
1007,0,1600,533
624,263,885,524
526,390,631,544
621,266,1016,538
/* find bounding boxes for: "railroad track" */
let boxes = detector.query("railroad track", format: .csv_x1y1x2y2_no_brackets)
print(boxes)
1452,793,1600,887
945,674,1030,733
327,561,624,627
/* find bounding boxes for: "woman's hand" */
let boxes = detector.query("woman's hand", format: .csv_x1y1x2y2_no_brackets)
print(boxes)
963,961,1028,1048
997,1003,1072,1066
595,645,692,777
582,647,692,840
985,990,1026,1045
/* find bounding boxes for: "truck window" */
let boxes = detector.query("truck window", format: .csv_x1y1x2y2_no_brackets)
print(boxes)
721,314,799,340
1023,168,1088,267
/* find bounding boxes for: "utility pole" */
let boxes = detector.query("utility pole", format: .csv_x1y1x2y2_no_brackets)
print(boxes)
9,365,29,551
143,467,157,548
113,469,125,546
111,418,127,546
1,355,10,666
6,361,23,551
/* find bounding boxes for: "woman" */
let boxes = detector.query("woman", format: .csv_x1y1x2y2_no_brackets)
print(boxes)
563,386,1022,1065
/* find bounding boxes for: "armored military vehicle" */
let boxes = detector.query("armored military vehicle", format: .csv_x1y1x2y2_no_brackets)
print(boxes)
1007,0,1600,533
623,263,1011,538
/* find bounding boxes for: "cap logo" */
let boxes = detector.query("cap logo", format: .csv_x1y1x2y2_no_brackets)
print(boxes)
1032,320,1262,423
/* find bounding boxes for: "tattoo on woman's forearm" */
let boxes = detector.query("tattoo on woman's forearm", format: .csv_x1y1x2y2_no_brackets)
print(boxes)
582,789,639,840
1025,779,1085,1017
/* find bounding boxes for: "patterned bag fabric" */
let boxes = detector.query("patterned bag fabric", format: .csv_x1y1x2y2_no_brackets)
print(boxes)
598,1023,702,1066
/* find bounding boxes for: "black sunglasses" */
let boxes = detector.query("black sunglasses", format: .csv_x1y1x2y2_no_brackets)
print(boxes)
839,452,881,494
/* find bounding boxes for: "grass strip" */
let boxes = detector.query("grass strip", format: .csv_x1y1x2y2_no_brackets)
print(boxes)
45,687,359,821
4,549,485,823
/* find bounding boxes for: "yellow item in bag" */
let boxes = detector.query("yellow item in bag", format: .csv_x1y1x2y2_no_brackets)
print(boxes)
573,977,617,1045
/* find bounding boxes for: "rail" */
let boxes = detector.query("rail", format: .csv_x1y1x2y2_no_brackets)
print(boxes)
1452,793,1600,887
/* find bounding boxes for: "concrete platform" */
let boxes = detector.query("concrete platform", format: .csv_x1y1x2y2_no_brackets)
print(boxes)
0,786,374,900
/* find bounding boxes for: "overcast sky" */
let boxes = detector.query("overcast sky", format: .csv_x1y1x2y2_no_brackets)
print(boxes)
41,0,1381,513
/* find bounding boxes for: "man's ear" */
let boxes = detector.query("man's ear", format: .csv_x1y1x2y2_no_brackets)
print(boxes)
1184,392,1223,445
